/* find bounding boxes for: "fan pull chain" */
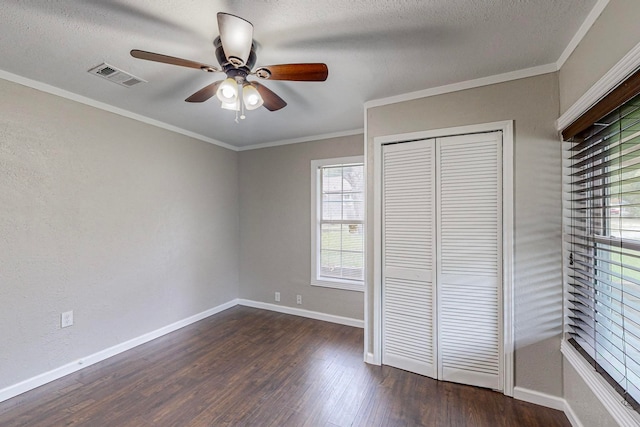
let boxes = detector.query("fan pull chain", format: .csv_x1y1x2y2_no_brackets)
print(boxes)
239,82,246,120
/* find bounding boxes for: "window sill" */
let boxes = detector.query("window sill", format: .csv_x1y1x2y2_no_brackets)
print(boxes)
311,279,365,292
561,339,640,426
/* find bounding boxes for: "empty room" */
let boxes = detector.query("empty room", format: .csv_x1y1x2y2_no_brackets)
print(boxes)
1,1,639,426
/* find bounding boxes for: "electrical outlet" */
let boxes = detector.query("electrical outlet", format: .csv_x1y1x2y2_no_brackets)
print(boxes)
296,295,302,305
61,311,73,328
275,292,281,302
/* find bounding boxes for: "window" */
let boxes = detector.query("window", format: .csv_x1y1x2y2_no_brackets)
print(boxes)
564,88,640,412
311,156,364,291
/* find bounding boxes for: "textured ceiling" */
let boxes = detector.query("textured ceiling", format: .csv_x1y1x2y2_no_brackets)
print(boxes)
0,0,598,149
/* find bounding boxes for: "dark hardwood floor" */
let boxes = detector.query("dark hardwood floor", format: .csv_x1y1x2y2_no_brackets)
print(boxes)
0,306,570,426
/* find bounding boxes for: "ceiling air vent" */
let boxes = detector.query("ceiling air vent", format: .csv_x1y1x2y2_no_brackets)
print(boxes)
88,63,146,88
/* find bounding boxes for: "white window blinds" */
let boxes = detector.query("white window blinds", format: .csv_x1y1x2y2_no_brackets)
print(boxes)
565,93,640,411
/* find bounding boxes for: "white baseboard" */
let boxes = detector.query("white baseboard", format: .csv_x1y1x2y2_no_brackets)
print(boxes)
512,386,588,427
364,352,378,365
0,299,594,427
563,400,585,427
513,386,566,411
237,299,364,328
2,299,361,404
0,299,239,403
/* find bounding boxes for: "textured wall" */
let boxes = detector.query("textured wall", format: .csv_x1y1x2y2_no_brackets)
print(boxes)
559,0,640,114
558,0,640,424
563,360,617,427
366,73,564,396
238,135,364,320
0,78,239,390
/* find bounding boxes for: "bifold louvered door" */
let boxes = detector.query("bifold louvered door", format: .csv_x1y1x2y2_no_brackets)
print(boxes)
436,132,502,390
381,132,503,391
382,139,437,378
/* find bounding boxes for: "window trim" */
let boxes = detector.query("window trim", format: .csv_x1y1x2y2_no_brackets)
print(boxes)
561,340,640,425
560,51,640,422
310,156,365,292
562,99,640,415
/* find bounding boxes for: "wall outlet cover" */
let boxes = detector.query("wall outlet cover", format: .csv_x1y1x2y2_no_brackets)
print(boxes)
61,311,73,328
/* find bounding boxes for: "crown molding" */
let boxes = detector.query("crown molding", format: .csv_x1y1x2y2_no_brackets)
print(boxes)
364,63,557,109
0,69,362,153
0,69,237,151
0,0,611,151
556,39,640,132
237,128,364,151
556,0,610,69
364,0,610,111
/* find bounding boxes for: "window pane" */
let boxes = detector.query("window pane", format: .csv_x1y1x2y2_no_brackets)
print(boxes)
343,200,363,221
321,164,364,222
322,201,343,221
316,160,364,284
342,251,363,280
321,224,341,251
321,250,342,278
343,165,364,193
319,224,363,281
341,224,363,252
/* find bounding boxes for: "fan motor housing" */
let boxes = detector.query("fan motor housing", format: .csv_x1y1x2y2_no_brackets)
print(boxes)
214,37,256,70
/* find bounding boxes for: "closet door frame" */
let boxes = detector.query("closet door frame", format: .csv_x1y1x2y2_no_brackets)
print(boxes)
371,120,514,397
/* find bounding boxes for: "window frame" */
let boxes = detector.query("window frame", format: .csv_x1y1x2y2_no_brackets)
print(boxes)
310,156,365,292
562,84,640,421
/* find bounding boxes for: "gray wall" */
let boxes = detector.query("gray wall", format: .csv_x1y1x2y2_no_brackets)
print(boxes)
558,0,640,423
563,360,617,427
366,73,564,396
559,0,640,114
238,135,364,320
0,78,239,390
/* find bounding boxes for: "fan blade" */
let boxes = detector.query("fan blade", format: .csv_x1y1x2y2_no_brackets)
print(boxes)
131,50,218,72
255,63,328,81
185,81,223,103
251,82,287,111
217,13,253,67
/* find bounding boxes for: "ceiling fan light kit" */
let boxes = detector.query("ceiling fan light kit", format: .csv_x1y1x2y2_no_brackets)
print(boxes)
242,84,264,110
216,77,239,103
130,12,328,122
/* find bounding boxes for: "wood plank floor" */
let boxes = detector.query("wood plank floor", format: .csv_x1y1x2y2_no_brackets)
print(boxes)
0,306,570,426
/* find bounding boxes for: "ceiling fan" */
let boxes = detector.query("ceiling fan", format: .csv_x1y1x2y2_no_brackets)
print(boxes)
130,12,328,121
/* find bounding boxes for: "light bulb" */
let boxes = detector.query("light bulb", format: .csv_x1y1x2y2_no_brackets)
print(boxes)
246,94,259,106
221,86,235,99
242,84,264,110
216,77,238,103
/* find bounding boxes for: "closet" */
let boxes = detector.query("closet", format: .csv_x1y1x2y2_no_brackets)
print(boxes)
381,131,503,391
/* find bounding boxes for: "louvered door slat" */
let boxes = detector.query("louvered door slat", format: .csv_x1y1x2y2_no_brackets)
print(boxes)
382,140,437,378
437,132,503,391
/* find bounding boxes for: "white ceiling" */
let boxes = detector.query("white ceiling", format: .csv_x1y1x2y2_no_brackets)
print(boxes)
0,0,598,149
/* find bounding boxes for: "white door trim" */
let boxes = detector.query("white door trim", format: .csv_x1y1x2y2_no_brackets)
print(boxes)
371,120,514,397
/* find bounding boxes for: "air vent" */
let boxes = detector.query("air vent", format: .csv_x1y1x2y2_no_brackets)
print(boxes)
88,63,146,88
